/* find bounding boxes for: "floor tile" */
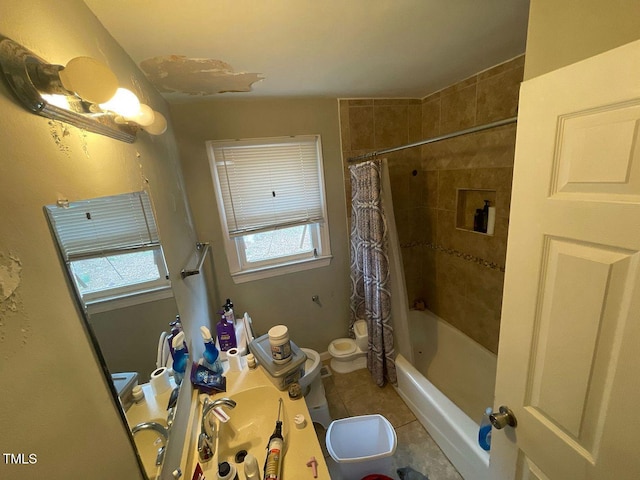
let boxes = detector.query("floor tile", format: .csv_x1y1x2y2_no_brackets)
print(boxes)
392,421,463,480
323,376,350,420
340,382,416,428
314,364,462,480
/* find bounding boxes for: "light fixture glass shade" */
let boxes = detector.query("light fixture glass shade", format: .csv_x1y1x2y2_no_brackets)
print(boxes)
125,103,155,127
99,88,141,118
58,57,118,104
144,111,167,135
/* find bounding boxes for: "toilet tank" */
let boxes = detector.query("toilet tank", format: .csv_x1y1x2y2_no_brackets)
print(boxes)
354,320,368,351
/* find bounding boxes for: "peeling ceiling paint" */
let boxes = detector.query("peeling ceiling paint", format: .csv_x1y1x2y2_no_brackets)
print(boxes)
139,55,264,96
85,1,529,99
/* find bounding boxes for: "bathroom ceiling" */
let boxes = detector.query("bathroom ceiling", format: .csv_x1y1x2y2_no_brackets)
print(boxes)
85,0,530,102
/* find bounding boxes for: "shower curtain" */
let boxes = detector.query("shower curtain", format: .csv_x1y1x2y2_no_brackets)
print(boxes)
349,158,397,386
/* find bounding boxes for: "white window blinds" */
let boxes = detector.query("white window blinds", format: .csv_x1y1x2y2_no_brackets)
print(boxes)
45,191,160,261
209,135,325,237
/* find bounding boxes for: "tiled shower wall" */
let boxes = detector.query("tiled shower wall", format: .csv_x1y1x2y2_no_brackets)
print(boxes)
339,56,524,354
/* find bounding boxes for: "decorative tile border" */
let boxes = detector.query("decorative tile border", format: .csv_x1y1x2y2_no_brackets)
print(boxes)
399,241,506,272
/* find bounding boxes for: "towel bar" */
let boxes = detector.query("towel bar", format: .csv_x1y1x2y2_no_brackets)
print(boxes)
181,242,211,278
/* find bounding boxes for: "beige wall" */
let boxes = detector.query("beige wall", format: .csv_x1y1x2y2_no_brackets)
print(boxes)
524,0,640,79
170,98,351,353
0,1,211,479
90,297,179,377
339,56,523,354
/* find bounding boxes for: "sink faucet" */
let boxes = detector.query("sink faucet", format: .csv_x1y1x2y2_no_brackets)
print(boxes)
198,397,236,463
131,421,169,466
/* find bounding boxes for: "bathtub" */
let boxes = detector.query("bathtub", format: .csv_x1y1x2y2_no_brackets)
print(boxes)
381,159,494,479
394,310,496,480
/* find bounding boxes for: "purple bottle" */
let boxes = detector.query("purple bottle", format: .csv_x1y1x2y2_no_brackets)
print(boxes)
216,313,237,351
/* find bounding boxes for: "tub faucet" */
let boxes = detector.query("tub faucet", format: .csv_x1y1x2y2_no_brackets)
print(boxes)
198,398,236,463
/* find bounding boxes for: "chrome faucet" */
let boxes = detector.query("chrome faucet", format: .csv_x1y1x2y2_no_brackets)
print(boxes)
198,397,237,463
131,421,169,466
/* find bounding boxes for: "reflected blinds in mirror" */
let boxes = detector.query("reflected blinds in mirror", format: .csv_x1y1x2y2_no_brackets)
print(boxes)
46,191,160,261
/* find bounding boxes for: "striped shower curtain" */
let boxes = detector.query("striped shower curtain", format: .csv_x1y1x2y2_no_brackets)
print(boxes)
349,158,397,386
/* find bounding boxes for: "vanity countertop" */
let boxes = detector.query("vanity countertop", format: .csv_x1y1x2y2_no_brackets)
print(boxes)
181,358,331,480
125,379,177,428
125,378,177,479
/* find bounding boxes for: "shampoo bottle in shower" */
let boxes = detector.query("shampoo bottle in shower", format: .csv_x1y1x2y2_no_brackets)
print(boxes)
200,326,223,374
482,200,491,233
473,209,484,232
478,406,493,451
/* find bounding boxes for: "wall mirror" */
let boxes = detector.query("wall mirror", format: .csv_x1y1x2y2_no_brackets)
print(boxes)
44,191,185,479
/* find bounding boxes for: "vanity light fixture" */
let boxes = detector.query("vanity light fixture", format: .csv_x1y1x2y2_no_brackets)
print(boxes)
0,35,167,143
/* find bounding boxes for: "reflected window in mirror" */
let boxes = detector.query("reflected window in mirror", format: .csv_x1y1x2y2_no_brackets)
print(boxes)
45,191,171,311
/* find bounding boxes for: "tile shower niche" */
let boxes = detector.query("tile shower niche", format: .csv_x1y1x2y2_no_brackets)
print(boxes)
456,189,496,235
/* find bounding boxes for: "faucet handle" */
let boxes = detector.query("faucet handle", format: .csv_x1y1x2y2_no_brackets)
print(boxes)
155,446,166,466
197,432,214,462
167,407,176,427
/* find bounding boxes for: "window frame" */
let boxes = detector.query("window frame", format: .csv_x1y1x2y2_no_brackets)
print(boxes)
207,135,332,283
45,191,172,311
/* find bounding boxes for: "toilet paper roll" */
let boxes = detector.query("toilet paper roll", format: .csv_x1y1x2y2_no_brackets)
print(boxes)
227,348,242,372
150,367,171,396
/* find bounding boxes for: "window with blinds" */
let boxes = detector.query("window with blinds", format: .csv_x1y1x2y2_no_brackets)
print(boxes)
45,191,170,304
208,135,332,282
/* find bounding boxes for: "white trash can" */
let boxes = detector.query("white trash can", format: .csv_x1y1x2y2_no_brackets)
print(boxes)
325,414,397,479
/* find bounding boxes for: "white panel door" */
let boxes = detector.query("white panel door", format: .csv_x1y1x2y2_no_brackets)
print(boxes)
490,39,640,480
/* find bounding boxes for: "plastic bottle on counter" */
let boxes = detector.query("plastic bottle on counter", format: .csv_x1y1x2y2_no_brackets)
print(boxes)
216,313,238,352
223,298,236,324
167,315,183,357
201,326,224,374
217,461,238,480
243,453,260,480
268,325,292,364
171,331,189,386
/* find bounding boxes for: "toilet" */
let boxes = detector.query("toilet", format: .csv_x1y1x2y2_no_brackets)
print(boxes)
328,319,368,374
299,347,321,392
300,347,332,428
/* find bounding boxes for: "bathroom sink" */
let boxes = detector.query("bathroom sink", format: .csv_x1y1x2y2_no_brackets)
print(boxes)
215,385,285,467
185,369,330,479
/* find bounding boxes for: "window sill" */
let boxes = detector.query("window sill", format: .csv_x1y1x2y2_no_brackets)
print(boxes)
231,255,332,284
85,285,173,315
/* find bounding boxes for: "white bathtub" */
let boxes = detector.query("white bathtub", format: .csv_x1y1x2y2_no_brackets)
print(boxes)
381,159,494,479
394,309,497,480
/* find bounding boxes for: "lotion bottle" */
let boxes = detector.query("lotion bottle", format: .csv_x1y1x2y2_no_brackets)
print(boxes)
216,314,237,352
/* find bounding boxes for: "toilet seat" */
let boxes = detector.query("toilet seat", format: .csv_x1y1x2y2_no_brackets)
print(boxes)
328,338,357,357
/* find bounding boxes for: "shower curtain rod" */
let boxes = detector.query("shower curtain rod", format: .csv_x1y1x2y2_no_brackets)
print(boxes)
347,116,518,164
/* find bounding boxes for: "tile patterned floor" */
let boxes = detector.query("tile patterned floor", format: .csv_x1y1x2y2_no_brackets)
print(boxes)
314,365,463,480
